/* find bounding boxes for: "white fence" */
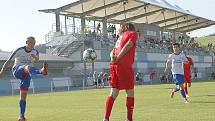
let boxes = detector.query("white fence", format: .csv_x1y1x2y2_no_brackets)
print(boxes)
10,79,35,95
9,77,73,95
51,77,72,92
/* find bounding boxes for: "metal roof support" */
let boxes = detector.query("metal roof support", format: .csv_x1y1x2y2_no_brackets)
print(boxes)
82,0,125,15
184,23,215,32
116,8,165,23
102,0,108,35
56,0,88,13
172,20,211,31
144,6,148,24
162,10,167,31
160,17,198,29
38,9,56,13
175,12,178,29
150,14,187,25
64,16,68,34
73,17,76,33
98,4,148,20
123,1,127,19
56,14,61,32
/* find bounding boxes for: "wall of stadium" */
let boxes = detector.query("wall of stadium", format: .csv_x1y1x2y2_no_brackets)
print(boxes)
96,49,213,80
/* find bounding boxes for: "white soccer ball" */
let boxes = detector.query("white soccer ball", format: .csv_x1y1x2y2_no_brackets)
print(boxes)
83,48,97,63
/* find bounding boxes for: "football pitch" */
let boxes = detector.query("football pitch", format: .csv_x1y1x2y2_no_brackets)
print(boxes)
0,81,215,121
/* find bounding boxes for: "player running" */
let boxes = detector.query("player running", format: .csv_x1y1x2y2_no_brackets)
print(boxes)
164,43,189,103
182,51,194,97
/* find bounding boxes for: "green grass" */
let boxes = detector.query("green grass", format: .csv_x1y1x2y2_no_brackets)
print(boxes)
196,35,215,47
0,81,215,121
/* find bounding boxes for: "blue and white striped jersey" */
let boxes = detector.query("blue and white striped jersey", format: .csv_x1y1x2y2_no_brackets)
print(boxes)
9,46,39,67
168,52,187,75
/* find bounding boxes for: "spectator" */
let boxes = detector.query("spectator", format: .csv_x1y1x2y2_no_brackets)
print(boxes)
96,23,101,33
93,71,98,87
98,72,104,88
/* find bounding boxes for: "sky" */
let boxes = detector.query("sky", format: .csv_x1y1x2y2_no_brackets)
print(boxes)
0,0,214,52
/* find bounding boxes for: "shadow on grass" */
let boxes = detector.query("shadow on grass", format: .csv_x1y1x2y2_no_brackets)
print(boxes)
191,101,215,104
191,94,215,98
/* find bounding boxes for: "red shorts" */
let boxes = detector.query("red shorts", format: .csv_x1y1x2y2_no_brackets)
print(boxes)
108,62,134,90
184,74,191,83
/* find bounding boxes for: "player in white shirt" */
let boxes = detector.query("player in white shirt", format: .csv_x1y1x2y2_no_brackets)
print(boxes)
164,43,189,103
0,36,48,121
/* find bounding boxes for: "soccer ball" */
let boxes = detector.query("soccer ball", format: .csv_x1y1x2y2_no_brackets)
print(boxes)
83,48,97,63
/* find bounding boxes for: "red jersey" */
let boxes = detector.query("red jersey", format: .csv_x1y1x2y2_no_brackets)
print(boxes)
114,30,137,67
108,30,137,90
183,57,193,83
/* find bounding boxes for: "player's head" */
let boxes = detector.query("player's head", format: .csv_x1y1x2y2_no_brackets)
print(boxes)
172,43,180,53
26,36,36,50
119,23,136,34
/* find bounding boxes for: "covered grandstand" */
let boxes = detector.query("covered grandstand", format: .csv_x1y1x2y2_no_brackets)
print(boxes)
39,0,215,56
38,0,215,76
39,0,215,34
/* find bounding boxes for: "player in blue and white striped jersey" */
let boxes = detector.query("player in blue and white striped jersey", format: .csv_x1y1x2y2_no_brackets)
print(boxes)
164,43,189,103
0,36,48,121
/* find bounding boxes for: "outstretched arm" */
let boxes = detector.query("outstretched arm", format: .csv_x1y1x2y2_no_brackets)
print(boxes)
0,60,13,79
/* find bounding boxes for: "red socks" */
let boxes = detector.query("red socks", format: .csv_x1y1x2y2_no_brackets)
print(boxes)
104,96,115,120
104,96,134,121
184,84,188,94
126,97,134,121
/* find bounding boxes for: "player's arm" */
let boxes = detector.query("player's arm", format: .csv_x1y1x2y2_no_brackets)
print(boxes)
0,60,13,79
110,48,116,62
188,58,194,87
164,59,171,75
114,40,133,62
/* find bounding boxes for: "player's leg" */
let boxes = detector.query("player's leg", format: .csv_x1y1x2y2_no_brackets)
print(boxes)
103,88,119,121
125,89,134,121
28,62,48,75
15,71,31,121
12,65,29,79
175,75,188,102
184,82,188,95
171,74,180,98
184,75,190,96
18,85,28,121
175,74,188,102
170,85,180,98
178,83,188,103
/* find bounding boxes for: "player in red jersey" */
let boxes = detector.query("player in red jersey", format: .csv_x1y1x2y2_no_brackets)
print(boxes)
103,23,137,121
183,51,194,97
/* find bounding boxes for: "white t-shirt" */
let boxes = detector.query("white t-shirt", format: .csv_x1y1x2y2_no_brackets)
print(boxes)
9,46,39,67
168,52,187,75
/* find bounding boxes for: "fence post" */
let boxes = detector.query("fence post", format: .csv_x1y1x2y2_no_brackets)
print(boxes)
31,80,35,94
67,79,70,91
51,79,53,92
10,80,14,96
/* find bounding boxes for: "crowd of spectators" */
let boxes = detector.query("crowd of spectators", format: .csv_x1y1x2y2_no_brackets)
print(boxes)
136,36,215,56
